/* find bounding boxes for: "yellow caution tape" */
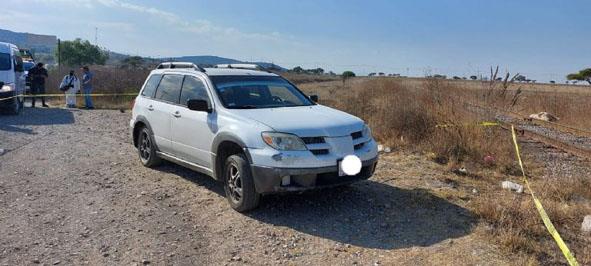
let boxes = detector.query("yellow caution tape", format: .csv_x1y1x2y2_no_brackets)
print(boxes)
435,121,500,128
510,125,579,266
0,93,138,102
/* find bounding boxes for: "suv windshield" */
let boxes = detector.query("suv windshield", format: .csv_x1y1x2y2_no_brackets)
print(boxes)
24,61,35,71
210,76,314,109
0,53,11,71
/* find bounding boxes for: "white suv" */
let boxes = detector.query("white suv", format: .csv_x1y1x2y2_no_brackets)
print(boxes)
130,63,378,212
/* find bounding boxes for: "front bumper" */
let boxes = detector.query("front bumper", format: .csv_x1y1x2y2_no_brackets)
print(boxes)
251,156,378,194
0,91,17,108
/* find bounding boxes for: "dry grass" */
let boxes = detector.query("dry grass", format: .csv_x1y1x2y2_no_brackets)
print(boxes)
280,73,340,84
298,77,516,170
43,66,148,109
471,178,591,265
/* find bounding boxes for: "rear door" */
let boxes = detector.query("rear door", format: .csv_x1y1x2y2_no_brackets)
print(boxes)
150,74,184,154
171,75,216,169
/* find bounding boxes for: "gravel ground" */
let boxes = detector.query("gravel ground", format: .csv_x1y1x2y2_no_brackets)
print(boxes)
0,108,513,265
495,114,591,151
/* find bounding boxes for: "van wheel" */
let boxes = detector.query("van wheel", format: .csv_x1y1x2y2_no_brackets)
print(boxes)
8,96,23,115
224,154,260,212
137,127,161,167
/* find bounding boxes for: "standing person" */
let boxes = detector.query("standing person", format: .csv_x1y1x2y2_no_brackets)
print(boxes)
60,70,80,108
81,66,94,109
29,62,49,107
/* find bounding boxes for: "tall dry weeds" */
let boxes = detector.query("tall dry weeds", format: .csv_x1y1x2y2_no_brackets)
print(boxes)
328,77,514,169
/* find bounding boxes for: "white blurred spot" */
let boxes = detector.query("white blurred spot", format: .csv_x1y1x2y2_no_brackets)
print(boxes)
341,155,362,176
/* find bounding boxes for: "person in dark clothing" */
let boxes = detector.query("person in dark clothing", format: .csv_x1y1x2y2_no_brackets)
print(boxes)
28,62,49,107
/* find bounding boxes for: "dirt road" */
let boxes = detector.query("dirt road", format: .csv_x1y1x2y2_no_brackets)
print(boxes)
0,108,512,265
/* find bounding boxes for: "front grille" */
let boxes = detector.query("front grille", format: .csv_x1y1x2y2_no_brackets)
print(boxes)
354,142,365,150
351,131,363,140
310,149,329,155
302,137,325,144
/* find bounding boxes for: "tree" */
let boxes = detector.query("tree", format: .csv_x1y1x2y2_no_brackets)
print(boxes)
57,38,109,66
566,68,591,85
341,71,355,84
470,75,478,80
342,71,356,79
514,74,527,82
290,66,304,74
121,56,145,69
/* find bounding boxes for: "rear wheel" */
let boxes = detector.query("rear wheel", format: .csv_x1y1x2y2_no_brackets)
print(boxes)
137,127,161,167
224,154,260,212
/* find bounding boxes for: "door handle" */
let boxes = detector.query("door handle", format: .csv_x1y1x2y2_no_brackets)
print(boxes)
172,111,181,118
147,105,154,111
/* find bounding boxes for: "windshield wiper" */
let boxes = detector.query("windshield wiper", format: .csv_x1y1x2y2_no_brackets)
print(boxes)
232,105,259,109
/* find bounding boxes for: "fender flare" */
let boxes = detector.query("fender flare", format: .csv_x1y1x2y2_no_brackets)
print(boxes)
132,115,159,151
210,132,253,179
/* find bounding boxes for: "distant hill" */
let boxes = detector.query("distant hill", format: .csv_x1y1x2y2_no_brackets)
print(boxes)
0,28,57,64
0,28,57,53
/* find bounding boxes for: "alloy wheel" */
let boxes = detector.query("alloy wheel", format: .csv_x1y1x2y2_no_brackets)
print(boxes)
227,163,243,203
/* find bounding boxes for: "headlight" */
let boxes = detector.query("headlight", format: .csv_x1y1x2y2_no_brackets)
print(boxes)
261,132,307,151
0,83,15,92
362,124,373,138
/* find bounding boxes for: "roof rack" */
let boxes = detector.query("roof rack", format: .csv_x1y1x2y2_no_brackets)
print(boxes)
156,62,206,72
215,63,268,71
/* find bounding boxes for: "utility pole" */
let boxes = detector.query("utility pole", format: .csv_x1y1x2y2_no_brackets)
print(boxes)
57,39,61,72
95,27,98,46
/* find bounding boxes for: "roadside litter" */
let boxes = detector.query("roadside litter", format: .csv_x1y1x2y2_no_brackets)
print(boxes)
502,180,524,193
377,144,392,153
582,215,591,233
528,112,559,122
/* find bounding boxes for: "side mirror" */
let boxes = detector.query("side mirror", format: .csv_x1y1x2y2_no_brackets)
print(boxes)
310,95,319,102
187,99,211,113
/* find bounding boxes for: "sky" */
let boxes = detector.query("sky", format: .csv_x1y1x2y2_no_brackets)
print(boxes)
0,0,589,81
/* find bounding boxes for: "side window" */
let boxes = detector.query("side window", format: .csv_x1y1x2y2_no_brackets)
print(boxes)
141,74,162,98
180,76,210,106
154,74,183,104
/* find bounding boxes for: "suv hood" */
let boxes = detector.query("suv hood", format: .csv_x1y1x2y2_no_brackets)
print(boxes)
235,105,364,137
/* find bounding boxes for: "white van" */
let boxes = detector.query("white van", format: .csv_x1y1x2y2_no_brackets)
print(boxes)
0,42,26,114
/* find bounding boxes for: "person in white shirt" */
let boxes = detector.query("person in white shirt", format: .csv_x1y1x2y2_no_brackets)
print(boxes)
60,70,80,108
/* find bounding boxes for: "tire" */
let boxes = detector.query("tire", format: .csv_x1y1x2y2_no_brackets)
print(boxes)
224,154,260,212
137,126,162,167
7,95,23,115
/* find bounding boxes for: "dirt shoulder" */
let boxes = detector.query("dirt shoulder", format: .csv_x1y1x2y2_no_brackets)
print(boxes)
0,108,515,265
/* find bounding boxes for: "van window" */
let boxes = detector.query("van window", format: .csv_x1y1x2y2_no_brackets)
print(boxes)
0,53,11,71
154,74,183,104
180,76,209,106
141,74,162,98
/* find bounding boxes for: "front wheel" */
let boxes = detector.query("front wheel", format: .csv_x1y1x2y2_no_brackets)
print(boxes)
137,127,161,167
224,154,260,212
7,95,23,115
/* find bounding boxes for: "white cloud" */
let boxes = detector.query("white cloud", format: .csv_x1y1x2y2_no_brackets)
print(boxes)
92,0,286,42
